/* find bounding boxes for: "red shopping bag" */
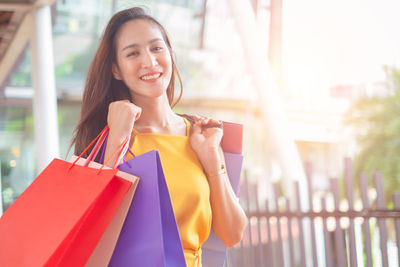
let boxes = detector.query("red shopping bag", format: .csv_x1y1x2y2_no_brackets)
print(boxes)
0,127,132,267
67,156,138,267
69,128,139,267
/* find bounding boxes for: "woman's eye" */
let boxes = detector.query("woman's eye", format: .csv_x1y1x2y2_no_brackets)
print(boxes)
127,51,138,57
152,46,163,51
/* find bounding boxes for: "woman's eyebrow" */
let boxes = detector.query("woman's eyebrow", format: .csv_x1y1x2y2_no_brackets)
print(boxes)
122,38,163,51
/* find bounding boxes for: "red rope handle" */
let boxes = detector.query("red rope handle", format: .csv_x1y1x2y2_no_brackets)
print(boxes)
70,126,109,169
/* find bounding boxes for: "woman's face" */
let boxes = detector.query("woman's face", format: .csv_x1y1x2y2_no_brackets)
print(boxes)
113,19,173,102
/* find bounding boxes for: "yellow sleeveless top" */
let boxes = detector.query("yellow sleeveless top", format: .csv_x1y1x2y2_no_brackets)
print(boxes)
126,118,212,267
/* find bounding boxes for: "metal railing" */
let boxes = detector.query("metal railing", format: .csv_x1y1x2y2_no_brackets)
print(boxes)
228,158,400,267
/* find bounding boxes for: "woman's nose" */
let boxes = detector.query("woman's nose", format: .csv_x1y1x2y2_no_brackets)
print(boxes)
141,51,157,68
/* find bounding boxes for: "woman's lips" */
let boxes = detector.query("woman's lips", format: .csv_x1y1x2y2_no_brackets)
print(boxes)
140,72,162,82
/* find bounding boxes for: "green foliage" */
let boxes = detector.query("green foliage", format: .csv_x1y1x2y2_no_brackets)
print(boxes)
55,56,74,78
345,67,400,203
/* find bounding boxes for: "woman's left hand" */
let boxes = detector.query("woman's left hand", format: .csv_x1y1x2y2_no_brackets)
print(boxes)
190,115,248,246
189,115,224,174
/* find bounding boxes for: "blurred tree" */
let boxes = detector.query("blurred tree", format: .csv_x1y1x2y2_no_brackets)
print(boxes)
345,66,400,203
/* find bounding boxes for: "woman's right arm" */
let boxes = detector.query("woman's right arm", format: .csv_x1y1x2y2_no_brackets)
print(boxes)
104,100,141,167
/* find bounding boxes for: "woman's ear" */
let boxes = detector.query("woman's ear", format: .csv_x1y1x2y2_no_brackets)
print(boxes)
112,63,122,80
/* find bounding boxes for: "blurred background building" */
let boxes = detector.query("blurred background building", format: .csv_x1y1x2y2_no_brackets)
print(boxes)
1,0,400,266
2,0,399,210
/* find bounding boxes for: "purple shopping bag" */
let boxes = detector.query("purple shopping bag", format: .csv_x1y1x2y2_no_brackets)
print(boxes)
109,150,186,267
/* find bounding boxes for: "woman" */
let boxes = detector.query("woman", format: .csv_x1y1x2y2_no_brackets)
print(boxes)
72,7,247,266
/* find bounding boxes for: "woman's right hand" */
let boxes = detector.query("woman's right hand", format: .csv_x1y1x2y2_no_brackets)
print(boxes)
107,100,142,141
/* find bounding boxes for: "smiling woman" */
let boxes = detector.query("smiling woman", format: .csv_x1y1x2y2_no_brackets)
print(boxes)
70,6,247,267
111,20,173,102
71,7,183,151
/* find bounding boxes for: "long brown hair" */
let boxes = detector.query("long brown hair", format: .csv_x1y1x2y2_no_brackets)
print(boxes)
71,7,183,158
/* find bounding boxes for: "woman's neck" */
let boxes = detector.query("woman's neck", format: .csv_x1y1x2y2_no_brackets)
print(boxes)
131,94,183,133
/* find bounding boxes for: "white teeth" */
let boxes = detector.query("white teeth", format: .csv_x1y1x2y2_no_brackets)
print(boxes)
141,73,161,80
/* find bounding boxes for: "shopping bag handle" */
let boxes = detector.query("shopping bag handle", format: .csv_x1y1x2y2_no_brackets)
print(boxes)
84,127,109,167
87,127,130,169
101,135,130,170
72,126,109,166
70,126,130,170
99,133,136,166
119,146,135,168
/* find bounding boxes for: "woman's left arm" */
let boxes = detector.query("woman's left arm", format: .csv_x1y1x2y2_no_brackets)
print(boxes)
190,116,248,247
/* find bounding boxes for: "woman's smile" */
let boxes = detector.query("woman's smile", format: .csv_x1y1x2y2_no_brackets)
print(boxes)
140,72,162,82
